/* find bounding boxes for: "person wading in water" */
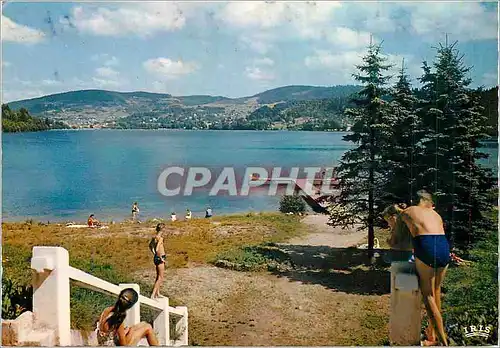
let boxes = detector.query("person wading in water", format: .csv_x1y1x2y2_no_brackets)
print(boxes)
149,223,167,299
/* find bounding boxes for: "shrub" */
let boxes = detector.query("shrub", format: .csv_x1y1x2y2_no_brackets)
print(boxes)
279,194,306,214
2,277,32,319
441,217,498,346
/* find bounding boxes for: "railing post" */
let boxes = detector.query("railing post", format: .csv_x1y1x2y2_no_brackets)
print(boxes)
31,246,71,346
389,261,421,346
119,283,140,327
177,306,188,346
153,298,170,345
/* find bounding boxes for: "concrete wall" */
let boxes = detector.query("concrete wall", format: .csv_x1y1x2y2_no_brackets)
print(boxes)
389,261,421,346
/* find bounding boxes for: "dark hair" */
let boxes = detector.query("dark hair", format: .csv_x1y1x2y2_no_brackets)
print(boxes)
106,288,139,331
156,223,165,232
90,214,94,218
382,204,401,219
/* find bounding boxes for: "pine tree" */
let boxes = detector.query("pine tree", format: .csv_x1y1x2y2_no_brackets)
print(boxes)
329,42,393,255
381,60,424,206
416,41,495,250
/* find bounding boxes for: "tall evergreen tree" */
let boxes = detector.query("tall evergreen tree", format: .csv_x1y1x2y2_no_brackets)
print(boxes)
381,61,424,206
416,41,495,250
329,42,393,255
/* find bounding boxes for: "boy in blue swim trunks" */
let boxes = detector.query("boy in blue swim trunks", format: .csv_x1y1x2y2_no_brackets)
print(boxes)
400,190,450,346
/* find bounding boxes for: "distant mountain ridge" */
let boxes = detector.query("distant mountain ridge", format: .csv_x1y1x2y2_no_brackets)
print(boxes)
7,85,361,114
5,85,363,129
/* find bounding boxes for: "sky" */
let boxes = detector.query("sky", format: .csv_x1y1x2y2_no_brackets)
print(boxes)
1,1,498,102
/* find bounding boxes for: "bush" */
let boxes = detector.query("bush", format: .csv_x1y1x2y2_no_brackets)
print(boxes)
440,216,498,346
279,194,306,214
2,277,32,320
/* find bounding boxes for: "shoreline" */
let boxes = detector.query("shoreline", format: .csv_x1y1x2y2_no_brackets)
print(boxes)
1,209,307,224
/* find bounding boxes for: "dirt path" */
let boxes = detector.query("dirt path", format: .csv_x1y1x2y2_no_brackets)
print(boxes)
137,264,389,346
285,214,367,247
137,214,390,346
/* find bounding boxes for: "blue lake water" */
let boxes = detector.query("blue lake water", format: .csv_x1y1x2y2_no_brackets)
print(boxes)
2,130,497,222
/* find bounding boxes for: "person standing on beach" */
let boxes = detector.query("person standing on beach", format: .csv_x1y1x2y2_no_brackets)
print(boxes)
171,212,177,222
185,209,192,220
398,190,450,346
149,223,166,299
132,202,140,222
205,207,212,218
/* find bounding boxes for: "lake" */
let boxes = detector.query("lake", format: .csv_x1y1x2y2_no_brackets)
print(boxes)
2,130,497,222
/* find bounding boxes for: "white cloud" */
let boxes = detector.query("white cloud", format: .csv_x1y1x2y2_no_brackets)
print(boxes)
254,57,274,66
92,77,121,88
305,50,362,84
245,66,275,81
64,3,188,37
2,88,45,102
239,34,274,54
218,2,286,29
400,3,497,42
92,53,119,66
91,66,125,88
95,67,119,79
221,2,342,53
104,56,119,67
2,15,45,44
41,79,62,86
325,27,372,49
143,58,198,80
219,2,340,30
305,49,423,84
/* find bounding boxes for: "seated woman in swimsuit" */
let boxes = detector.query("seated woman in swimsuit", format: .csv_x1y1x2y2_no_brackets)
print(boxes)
96,288,159,346
399,190,451,346
88,214,101,228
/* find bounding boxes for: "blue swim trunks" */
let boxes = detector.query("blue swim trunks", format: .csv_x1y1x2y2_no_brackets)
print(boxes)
412,235,450,268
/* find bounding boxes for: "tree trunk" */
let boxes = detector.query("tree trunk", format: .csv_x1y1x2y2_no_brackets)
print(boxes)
368,130,375,260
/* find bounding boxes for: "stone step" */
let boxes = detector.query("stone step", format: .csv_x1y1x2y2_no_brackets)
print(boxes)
20,329,56,347
2,311,34,345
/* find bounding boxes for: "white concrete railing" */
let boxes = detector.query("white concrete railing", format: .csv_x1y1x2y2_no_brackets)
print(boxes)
389,261,421,346
30,246,188,346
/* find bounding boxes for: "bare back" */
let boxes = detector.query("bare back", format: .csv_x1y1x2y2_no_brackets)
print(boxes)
401,206,445,237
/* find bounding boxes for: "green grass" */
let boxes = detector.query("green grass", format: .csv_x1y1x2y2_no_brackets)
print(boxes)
2,213,304,331
440,210,498,346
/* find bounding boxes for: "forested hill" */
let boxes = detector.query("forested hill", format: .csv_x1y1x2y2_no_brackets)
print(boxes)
7,85,361,115
2,104,68,133
4,85,495,133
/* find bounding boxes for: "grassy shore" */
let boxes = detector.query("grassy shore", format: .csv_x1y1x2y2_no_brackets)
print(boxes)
2,210,497,345
2,212,306,331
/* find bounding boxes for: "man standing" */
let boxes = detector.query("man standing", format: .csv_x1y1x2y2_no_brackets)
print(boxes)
205,206,212,218
149,223,166,299
399,190,450,346
132,202,140,222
